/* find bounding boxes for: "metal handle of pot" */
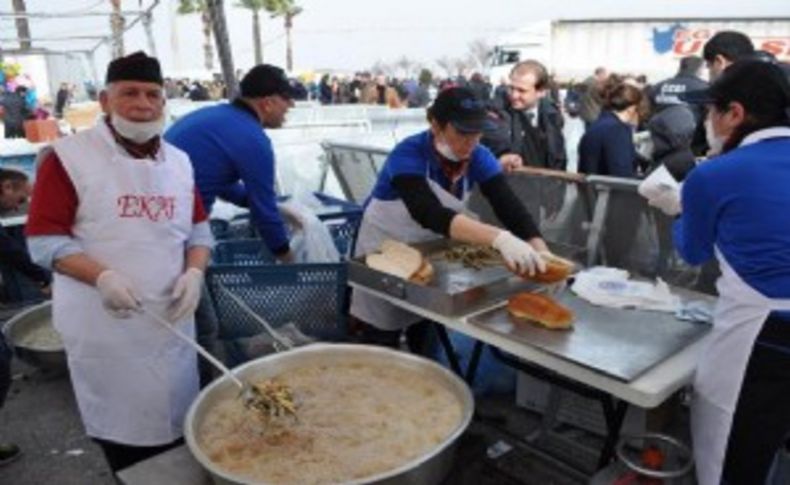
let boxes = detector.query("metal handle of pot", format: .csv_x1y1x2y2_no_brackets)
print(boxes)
141,306,245,389
616,433,694,479
217,283,294,351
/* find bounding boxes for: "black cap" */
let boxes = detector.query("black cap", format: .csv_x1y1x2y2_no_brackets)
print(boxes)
240,64,299,99
106,51,163,85
429,87,495,134
681,60,790,108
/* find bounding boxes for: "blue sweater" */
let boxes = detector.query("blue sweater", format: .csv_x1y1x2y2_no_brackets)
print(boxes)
674,136,790,299
370,131,501,202
577,111,637,177
165,101,289,254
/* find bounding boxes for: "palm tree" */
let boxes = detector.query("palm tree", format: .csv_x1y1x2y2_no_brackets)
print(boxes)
265,0,302,72
12,0,31,50
236,0,266,64
109,0,125,58
177,0,215,71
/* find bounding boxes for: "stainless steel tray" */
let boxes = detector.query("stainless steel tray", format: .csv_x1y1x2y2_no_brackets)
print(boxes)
469,289,712,382
348,239,538,316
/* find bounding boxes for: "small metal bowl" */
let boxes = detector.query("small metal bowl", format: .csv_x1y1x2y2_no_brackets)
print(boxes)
3,302,67,373
616,433,694,480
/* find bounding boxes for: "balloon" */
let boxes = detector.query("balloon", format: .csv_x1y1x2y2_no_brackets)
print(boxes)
2,62,21,79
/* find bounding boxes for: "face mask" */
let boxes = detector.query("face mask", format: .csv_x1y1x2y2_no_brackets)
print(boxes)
435,137,460,162
112,113,165,144
705,118,725,156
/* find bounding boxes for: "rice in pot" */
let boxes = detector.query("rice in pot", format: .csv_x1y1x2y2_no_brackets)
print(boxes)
199,360,463,484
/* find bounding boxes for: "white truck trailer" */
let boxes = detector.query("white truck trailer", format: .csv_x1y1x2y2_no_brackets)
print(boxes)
489,18,790,83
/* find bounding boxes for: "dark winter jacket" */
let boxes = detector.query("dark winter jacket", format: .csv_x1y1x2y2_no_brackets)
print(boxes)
481,97,567,171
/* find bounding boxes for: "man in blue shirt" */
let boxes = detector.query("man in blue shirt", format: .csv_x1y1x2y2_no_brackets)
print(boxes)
166,64,297,261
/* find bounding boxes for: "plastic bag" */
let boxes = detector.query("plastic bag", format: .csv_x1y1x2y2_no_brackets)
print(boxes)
279,192,340,263
570,266,680,312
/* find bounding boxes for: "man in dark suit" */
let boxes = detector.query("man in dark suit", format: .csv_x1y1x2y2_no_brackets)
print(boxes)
481,60,567,172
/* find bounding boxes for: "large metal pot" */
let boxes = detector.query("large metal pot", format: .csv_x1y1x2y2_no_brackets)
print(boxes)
185,343,474,485
2,301,67,373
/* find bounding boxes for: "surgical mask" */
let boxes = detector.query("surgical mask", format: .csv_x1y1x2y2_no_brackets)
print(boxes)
111,113,165,143
435,138,460,162
704,118,725,156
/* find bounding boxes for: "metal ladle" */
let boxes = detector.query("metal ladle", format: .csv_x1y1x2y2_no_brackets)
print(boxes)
141,307,295,419
216,283,296,351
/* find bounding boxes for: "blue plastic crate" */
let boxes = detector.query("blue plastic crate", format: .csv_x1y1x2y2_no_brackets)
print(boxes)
326,216,361,260
310,192,363,221
211,220,360,263
227,214,258,239
209,192,361,257
206,263,349,343
212,239,276,266
209,219,230,240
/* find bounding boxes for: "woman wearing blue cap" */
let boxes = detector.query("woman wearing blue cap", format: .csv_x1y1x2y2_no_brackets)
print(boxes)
674,60,790,485
350,86,551,348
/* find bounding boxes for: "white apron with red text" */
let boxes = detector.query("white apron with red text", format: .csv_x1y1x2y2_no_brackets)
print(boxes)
51,121,199,446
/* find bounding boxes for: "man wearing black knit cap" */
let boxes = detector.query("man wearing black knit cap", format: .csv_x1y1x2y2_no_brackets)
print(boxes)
166,63,298,262
25,51,213,473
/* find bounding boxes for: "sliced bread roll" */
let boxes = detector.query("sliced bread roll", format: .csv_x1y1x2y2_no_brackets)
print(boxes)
365,253,418,280
365,240,430,283
507,292,574,330
409,259,435,285
523,253,575,284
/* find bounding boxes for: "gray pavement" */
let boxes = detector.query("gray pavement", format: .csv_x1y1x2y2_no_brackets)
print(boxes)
0,361,113,485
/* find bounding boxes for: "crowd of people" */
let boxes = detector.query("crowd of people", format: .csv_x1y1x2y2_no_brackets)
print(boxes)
163,77,228,101
0,26,790,485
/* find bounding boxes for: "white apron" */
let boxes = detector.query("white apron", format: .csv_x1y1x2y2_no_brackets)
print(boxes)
691,252,790,484
691,128,790,485
350,167,470,331
51,122,199,446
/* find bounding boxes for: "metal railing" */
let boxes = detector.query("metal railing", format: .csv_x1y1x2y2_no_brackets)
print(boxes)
320,141,391,204
319,142,718,295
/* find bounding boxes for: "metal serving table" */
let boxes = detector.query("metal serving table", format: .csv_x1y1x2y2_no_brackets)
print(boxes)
350,280,713,470
469,289,710,382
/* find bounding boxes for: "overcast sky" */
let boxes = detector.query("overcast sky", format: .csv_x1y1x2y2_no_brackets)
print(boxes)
2,0,789,76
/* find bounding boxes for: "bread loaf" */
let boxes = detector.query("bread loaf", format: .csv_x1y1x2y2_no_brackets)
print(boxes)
507,292,574,329
409,260,435,285
523,253,575,284
365,240,433,285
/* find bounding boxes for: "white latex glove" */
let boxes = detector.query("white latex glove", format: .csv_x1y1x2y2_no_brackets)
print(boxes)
168,268,204,322
492,231,547,276
96,270,142,319
499,153,523,173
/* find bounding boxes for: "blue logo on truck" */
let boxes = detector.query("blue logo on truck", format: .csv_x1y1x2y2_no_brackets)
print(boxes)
652,23,684,54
